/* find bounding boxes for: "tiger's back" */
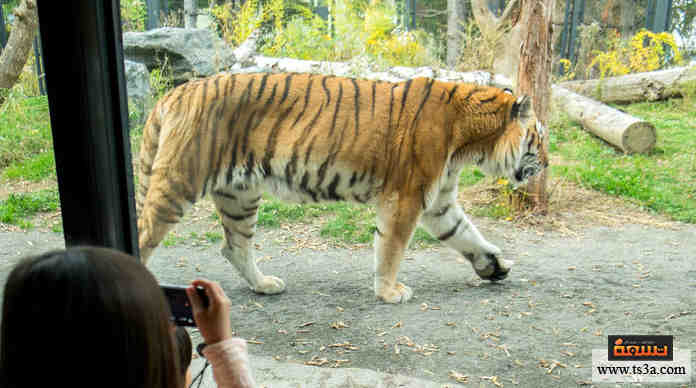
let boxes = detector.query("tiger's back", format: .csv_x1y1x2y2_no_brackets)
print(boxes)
137,72,546,304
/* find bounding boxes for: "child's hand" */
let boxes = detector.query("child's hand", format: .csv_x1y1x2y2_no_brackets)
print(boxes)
186,279,233,345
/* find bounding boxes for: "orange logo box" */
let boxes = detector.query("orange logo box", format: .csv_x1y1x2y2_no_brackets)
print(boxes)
608,335,673,361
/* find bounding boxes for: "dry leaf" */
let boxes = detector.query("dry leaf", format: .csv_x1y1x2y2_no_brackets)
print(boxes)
448,371,469,383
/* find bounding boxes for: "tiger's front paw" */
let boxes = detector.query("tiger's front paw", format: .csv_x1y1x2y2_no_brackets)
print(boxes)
251,275,286,295
376,282,413,304
470,251,513,282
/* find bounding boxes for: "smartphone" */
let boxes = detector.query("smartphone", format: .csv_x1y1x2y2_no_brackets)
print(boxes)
161,284,209,327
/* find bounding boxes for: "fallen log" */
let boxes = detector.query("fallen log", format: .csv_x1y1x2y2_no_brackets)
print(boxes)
552,85,657,154
558,66,696,104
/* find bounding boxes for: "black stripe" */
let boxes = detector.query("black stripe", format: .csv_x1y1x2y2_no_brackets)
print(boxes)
223,225,253,240
322,76,332,107
479,95,497,104
227,135,239,184
249,196,262,203
257,73,270,99
328,83,343,137
326,173,343,201
213,76,220,100
291,78,313,127
446,85,459,104
438,219,462,241
213,190,238,201
160,192,184,218
349,171,358,187
353,193,367,203
411,79,434,129
153,211,180,224
245,151,255,177
300,171,318,202
304,136,317,165
279,74,293,105
375,227,384,237
240,111,257,155
218,207,256,221
397,79,412,125
351,78,360,137
371,81,376,118
242,206,259,212
527,132,537,148
167,180,196,205
285,152,298,187
432,204,450,217
262,97,299,177
440,90,446,101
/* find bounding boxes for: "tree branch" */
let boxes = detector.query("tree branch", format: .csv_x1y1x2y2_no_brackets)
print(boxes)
0,0,38,106
499,0,521,26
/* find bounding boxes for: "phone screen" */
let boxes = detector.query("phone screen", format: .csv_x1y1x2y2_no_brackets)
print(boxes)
161,284,197,327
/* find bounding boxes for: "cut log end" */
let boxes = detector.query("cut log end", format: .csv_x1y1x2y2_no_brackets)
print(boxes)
622,122,657,154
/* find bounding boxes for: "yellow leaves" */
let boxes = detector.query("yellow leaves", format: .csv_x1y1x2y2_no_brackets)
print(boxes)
588,28,683,79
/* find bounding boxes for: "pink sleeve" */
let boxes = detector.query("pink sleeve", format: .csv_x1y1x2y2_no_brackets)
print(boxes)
202,338,256,388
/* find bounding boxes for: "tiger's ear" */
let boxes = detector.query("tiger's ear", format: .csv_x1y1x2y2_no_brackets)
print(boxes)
510,95,533,127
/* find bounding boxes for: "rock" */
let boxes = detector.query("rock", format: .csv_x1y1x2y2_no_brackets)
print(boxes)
122,27,235,84
124,60,151,125
124,60,151,101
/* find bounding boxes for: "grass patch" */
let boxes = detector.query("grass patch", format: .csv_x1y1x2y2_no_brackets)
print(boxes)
0,190,59,229
0,94,54,181
549,99,696,223
257,195,437,246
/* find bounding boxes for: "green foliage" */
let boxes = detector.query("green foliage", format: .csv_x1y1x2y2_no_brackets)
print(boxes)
0,94,54,181
550,100,696,223
120,0,147,32
149,56,175,101
0,190,59,229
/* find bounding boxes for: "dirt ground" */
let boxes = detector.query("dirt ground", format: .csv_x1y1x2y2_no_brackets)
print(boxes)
1,187,694,387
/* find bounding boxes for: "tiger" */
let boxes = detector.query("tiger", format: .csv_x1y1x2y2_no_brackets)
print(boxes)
136,72,548,304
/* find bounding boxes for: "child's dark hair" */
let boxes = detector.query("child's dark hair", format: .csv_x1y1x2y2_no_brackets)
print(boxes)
175,326,193,377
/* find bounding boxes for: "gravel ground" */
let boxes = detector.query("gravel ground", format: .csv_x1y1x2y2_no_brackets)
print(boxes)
1,215,694,387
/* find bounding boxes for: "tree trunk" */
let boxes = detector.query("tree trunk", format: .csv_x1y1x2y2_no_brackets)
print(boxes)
184,0,196,29
511,0,555,212
0,0,38,106
558,66,696,104
552,86,657,153
446,0,468,68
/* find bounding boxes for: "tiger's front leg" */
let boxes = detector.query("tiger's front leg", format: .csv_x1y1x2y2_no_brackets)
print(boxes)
421,178,513,281
373,195,422,303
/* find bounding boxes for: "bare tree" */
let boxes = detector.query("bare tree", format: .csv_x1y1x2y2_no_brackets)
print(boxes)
0,0,38,106
471,0,522,77
471,0,555,212
447,0,469,68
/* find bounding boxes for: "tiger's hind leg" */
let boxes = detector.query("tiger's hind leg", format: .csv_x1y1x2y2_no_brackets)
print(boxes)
212,187,285,295
138,176,194,264
420,174,513,281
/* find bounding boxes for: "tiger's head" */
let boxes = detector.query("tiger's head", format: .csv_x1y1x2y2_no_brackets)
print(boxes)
475,91,548,187
506,94,548,187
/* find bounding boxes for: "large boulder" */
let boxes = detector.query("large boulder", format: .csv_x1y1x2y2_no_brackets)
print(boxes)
122,27,235,84
124,60,151,124
124,59,151,101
